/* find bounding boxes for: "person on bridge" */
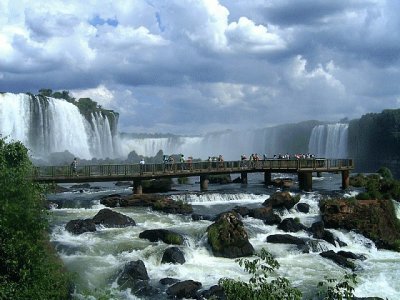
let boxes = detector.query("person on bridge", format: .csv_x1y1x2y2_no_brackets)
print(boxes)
71,158,78,176
140,158,145,174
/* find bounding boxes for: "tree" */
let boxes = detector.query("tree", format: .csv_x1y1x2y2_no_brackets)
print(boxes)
0,138,71,299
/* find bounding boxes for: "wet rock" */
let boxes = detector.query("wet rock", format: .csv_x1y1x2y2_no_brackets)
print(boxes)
166,280,202,299
100,194,122,207
266,234,306,246
139,229,184,245
161,247,186,264
207,211,254,258
296,203,310,213
201,285,226,300
248,207,273,220
233,206,251,217
70,183,91,189
263,213,282,225
321,199,400,251
160,277,180,286
209,174,232,184
278,218,307,232
191,213,213,221
131,280,159,298
117,260,150,284
263,191,300,210
320,250,356,270
271,178,294,189
92,208,136,228
65,219,96,235
309,221,339,246
337,250,367,261
115,181,132,187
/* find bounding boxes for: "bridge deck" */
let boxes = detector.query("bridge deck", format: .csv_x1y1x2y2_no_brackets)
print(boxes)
33,159,353,183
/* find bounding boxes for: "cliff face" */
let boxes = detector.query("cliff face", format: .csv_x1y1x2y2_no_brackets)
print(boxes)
320,199,400,251
348,109,400,176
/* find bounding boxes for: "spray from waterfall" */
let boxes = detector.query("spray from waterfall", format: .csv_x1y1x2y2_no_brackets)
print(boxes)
308,123,348,158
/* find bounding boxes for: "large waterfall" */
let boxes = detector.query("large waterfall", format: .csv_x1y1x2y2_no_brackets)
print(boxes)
0,93,120,160
308,123,348,158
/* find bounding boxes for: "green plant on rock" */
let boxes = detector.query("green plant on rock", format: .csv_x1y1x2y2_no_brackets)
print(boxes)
318,273,357,300
219,248,302,300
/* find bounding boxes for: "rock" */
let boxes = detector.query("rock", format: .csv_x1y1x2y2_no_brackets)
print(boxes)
320,250,356,270
309,221,340,246
271,178,294,189
248,207,273,220
263,214,282,225
233,206,251,217
70,183,91,189
65,219,96,235
191,213,213,221
266,234,306,246
278,218,307,232
117,260,150,285
142,179,172,193
201,285,226,300
166,280,202,299
160,277,180,286
139,229,184,245
100,194,122,207
321,199,400,251
130,280,159,298
92,208,136,228
207,211,254,258
263,192,300,210
297,203,310,213
209,174,232,184
337,250,367,261
161,247,186,264
232,176,242,183
115,181,132,187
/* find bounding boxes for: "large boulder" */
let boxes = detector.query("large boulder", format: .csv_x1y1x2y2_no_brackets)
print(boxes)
296,203,310,213
266,234,306,246
117,260,155,296
207,211,254,258
321,199,400,251
65,219,96,235
320,250,356,270
139,229,184,245
309,221,337,246
161,247,186,264
166,280,202,299
263,192,300,210
92,208,136,227
100,194,122,207
201,285,226,300
278,218,307,232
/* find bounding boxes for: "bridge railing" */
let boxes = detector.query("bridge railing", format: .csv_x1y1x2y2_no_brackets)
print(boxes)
32,158,353,180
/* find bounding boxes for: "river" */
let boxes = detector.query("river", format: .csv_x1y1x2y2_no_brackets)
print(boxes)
47,173,400,299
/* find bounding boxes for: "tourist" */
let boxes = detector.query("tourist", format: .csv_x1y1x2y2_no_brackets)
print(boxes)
139,158,145,174
71,158,78,176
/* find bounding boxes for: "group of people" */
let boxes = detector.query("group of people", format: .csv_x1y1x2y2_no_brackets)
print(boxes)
272,153,316,159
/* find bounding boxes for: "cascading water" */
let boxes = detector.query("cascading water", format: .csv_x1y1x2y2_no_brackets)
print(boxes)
0,93,120,160
308,123,348,158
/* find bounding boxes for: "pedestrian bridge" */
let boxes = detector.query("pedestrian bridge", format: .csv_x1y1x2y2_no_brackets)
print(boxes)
33,158,353,193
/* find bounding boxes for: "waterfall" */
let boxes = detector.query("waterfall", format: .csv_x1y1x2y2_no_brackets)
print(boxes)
0,93,120,160
308,123,348,158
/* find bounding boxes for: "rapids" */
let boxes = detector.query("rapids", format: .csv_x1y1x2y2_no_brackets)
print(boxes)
47,173,400,299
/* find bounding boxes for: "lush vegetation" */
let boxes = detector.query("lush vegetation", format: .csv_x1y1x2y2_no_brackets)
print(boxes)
350,167,400,201
219,248,358,300
0,138,71,299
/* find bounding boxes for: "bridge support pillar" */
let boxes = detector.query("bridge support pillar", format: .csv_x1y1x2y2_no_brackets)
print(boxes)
200,175,209,191
316,172,322,177
341,170,350,189
133,180,143,194
264,172,272,185
298,172,312,191
241,172,248,184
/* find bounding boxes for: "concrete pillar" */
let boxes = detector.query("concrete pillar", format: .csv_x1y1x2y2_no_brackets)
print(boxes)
316,172,322,177
341,170,350,189
241,172,248,184
200,175,209,191
133,179,143,194
264,171,272,185
298,172,312,191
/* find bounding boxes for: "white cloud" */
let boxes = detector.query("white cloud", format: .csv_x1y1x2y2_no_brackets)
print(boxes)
72,85,114,107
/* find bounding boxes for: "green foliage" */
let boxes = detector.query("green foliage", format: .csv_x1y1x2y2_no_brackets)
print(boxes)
377,166,393,179
219,248,302,300
0,138,71,299
318,273,357,300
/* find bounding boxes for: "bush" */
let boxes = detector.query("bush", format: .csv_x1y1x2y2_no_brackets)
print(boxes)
219,248,302,300
377,166,393,180
0,138,71,299
318,273,357,300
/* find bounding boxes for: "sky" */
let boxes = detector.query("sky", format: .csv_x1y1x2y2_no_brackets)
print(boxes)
1,0,399,135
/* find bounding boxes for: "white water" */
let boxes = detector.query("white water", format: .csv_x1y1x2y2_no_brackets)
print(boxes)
308,123,348,158
48,177,400,300
0,93,120,160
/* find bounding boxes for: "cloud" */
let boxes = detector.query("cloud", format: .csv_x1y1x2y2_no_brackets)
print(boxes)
0,0,399,135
